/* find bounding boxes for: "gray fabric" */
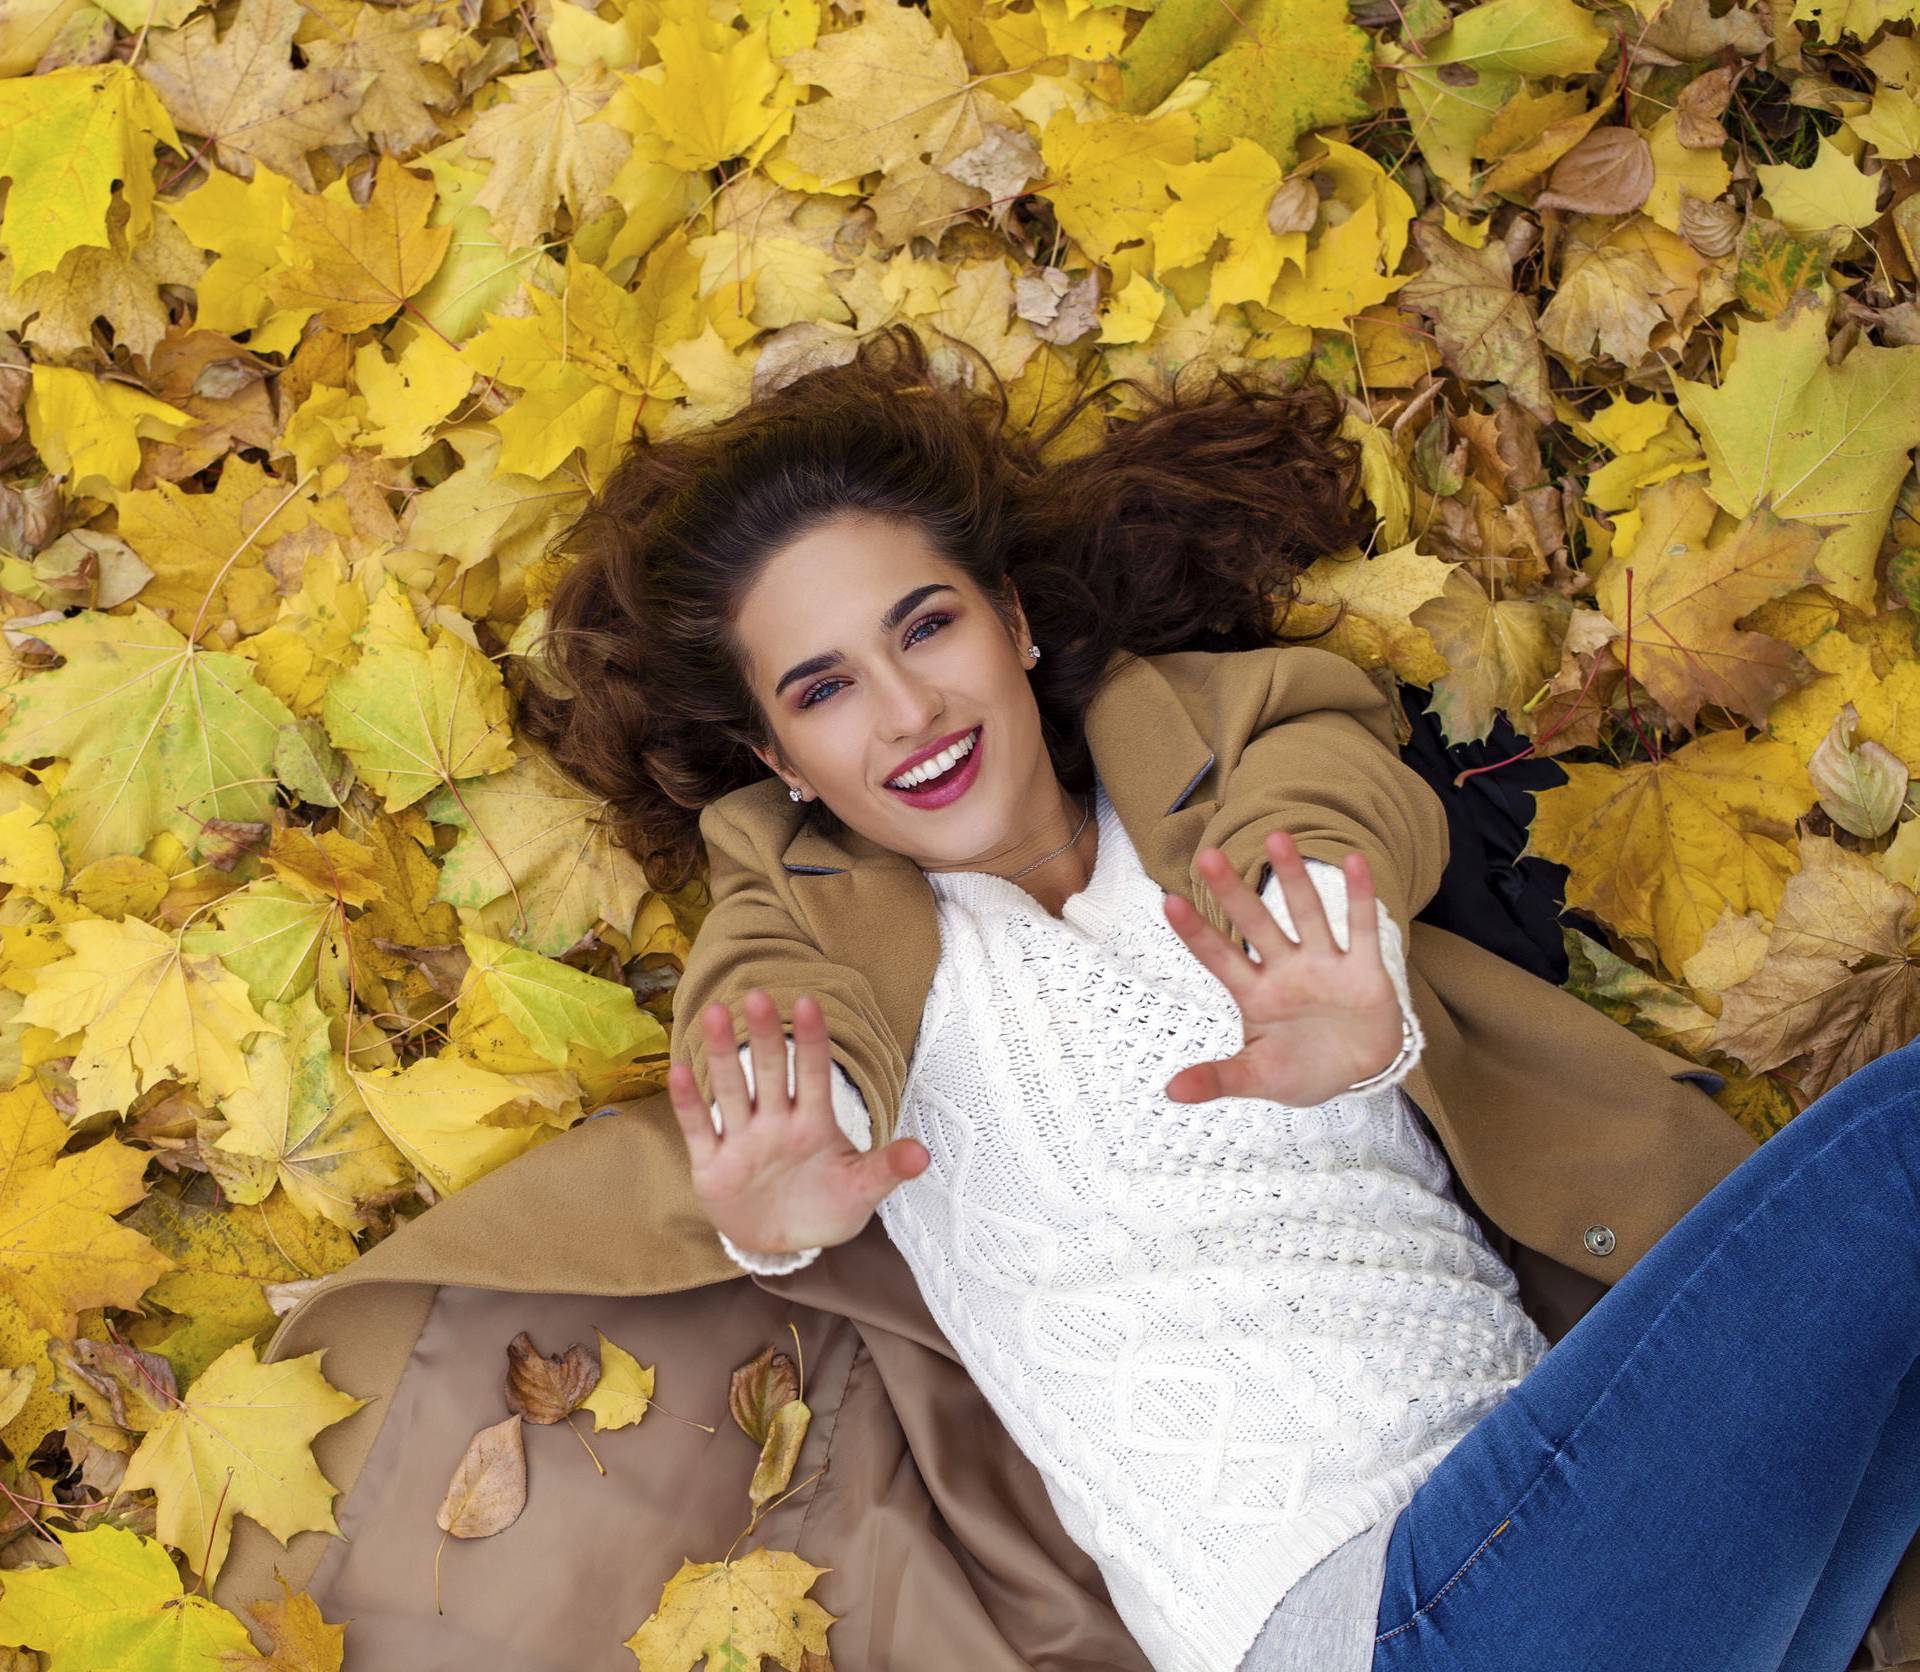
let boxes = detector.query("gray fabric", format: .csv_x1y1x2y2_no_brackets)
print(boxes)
1236,1506,1399,1671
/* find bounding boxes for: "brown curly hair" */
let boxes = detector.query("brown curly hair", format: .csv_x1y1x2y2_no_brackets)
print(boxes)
515,325,1366,895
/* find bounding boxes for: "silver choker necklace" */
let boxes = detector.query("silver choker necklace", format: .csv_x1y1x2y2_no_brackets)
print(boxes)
1003,793,1093,881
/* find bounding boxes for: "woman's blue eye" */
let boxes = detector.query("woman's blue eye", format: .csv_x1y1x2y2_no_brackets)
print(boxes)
797,613,952,709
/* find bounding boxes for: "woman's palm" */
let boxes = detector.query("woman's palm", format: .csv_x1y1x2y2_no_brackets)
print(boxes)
1162,830,1406,1109
666,988,929,1258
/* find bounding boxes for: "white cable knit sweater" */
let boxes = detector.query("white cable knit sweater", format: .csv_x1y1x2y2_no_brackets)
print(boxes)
709,777,1551,1672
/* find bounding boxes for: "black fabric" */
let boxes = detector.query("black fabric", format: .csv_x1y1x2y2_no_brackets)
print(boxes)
1394,680,1608,986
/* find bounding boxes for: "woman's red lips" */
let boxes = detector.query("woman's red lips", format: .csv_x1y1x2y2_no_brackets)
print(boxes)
886,725,983,809
886,725,978,782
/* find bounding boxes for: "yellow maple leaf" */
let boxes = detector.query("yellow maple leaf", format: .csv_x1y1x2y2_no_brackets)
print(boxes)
319,573,515,812
1524,728,1819,973
264,153,454,333
0,62,184,285
122,1337,367,1589
463,61,629,250
352,1049,560,1195
1755,136,1883,235
1713,833,1920,1100
161,164,314,350
613,0,792,173
1290,541,1456,684
1673,291,1920,609
211,992,409,1229
16,914,277,1118
0,1081,171,1338
22,367,193,501
624,1548,837,1672
138,0,368,190
1595,474,1832,730
215,1571,347,1670
0,1523,260,1671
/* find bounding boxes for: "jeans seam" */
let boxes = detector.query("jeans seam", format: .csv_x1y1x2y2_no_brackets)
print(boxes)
1373,1516,1517,1644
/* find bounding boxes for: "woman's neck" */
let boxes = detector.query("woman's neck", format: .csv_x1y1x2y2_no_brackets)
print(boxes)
1013,800,1099,919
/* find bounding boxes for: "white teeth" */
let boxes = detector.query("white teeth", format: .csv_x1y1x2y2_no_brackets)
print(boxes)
889,728,977,789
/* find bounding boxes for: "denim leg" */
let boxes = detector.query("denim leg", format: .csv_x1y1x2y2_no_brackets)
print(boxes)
1372,1034,1920,1672
1778,1359,1920,1672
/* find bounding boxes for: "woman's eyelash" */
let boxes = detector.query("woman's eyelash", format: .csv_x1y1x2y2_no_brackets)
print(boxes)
798,613,952,709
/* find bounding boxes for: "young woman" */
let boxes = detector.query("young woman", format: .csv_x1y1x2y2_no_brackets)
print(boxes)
519,327,1920,1672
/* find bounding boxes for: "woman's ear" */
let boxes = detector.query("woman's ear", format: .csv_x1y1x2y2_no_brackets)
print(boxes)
750,741,803,797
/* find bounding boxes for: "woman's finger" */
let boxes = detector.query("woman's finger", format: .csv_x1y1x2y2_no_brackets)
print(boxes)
703,1000,752,1141
1257,831,1338,958
792,991,836,1133
1343,851,1382,968
743,987,793,1119
1162,890,1261,1006
665,1060,720,1168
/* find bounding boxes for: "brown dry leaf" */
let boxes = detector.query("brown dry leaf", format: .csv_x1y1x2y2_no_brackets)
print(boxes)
1536,127,1653,215
729,1345,799,1448
748,1399,813,1518
1807,702,1909,838
1676,66,1740,150
435,1412,528,1538
138,0,372,189
1265,177,1318,236
1681,196,1740,258
1638,0,1770,60
1712,835,1920,1101
505,1328,600,1423
1398,222,1553,423
1541,242,1668,368
1593,474,1829,730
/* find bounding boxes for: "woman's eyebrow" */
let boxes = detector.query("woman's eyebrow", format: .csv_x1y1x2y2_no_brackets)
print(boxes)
772,583,959,697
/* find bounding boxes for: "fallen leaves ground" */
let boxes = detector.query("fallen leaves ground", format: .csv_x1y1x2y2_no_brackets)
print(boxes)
0,0,1915,1663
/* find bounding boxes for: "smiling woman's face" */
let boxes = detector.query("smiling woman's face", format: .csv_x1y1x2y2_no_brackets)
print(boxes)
732,513,1070,875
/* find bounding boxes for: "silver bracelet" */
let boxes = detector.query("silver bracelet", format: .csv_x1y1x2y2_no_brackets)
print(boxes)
1341,1012,1420,1094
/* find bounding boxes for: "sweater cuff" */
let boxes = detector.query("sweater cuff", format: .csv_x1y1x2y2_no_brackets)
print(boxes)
1254,858,1425,1097
708,1037,873,1277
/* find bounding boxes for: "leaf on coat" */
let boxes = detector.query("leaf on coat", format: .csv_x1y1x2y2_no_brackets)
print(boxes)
436,1412,529,1539
580,1327,658,1433
623,1549,837,1672
215,1572,348,1671
505,1329,600,1423
728,1345,799,1448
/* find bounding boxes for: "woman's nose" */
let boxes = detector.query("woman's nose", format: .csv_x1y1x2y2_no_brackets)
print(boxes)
877,672,944,736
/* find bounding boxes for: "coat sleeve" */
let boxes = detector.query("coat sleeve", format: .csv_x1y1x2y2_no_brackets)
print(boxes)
672,793,908,1156
1195,644,1452,942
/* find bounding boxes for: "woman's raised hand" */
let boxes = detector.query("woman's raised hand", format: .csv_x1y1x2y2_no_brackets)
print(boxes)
1160,828,1408,1109
666,988,930,1260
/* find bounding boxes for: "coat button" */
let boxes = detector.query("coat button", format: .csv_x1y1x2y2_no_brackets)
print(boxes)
1584,1223,1616,1256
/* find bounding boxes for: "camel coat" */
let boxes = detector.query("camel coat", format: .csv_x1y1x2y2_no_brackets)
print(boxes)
214,643,1918,1670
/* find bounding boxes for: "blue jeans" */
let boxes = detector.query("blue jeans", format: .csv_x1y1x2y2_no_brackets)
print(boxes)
1372,1034,1920,1671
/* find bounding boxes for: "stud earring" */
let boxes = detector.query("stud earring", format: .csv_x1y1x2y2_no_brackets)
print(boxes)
1027,642,1041,662
789,786,804,801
